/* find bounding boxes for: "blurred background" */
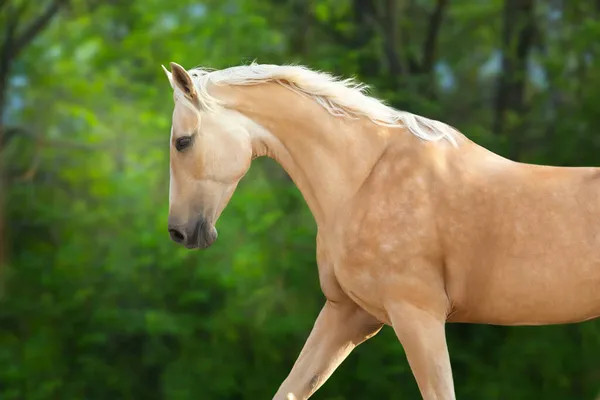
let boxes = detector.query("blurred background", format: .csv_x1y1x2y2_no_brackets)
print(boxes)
1,0,599,399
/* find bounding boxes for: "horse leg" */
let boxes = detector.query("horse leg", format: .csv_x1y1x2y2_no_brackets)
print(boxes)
388,301,456,400
273,300,383,400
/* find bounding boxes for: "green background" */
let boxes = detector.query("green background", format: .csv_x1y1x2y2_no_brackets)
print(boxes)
1,1,599,399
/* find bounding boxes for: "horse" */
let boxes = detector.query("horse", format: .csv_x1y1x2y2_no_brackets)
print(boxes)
161,61,600,400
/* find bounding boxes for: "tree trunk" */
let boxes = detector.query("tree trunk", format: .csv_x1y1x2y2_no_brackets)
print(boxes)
493,0,536,159
352,0,380,77
0,0,68,278
0,124,5,280
0,46,10,277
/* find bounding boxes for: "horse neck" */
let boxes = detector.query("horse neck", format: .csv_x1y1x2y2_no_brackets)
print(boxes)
230,83,395,229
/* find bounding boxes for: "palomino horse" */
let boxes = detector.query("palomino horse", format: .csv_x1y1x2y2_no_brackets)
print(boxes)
162,61,600,400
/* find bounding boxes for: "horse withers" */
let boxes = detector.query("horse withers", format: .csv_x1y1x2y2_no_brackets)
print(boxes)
162,61,600,400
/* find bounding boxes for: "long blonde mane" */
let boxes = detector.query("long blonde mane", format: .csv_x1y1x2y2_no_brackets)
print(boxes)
176,62,458,145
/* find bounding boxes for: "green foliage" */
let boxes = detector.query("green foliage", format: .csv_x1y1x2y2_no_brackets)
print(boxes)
1,1,600,399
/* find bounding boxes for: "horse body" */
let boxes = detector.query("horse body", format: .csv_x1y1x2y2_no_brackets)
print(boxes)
331,133,600,328
437,147,600,325
162,62,600,400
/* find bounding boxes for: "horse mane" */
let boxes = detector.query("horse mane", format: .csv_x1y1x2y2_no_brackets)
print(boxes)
181,62,458,145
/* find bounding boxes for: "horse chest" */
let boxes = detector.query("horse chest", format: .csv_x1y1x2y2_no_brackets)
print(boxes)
315,233,388,323
318,200,445,323
337,275,392,325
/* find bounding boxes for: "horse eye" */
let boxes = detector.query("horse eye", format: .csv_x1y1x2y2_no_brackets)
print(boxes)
175,136,192,151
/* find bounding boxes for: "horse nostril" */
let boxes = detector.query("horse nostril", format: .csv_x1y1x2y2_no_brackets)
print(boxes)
169,228,185,243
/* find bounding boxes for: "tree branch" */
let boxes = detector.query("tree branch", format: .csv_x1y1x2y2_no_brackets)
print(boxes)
10,0,67,59
1,2,27,63
0,3,26,128
421,0,448,74
1,1,67,128
16,132,44,181
0,0,10,13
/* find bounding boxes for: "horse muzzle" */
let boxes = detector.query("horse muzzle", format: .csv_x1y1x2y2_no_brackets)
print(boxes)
168,217,218,249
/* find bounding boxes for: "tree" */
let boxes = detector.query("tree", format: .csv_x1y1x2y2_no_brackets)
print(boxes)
493,0,536,158
1,1,599,399
0,0,71,290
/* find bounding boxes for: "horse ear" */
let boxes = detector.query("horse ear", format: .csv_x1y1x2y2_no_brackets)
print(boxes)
169,62,197,100
161,64,174,88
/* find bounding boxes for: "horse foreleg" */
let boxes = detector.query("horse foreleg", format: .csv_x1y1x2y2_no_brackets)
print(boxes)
388,301,456,400
273,300,383,400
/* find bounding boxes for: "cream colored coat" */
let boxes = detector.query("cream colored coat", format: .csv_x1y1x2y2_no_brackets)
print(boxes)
163,62,600,400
